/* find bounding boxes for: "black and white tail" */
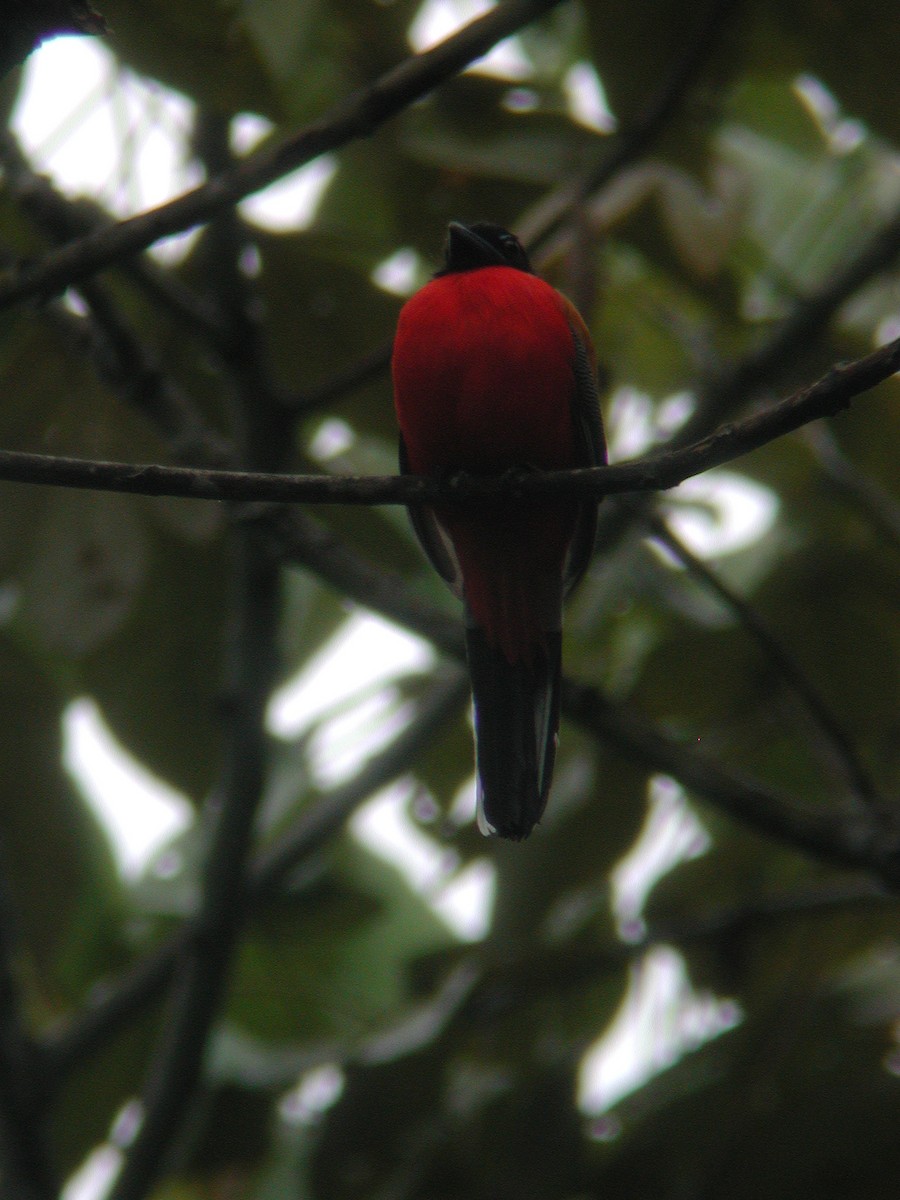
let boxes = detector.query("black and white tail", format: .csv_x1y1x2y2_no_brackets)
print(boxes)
465,627,562,840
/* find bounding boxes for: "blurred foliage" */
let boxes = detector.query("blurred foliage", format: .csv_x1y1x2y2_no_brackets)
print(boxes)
0,0,898,1197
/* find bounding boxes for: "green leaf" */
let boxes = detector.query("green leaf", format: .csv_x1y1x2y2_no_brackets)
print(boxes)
0,640,121,996
228,835,455,1043
100,0,280,117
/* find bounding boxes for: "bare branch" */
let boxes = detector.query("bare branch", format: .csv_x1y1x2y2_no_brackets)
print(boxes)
0,332,896,506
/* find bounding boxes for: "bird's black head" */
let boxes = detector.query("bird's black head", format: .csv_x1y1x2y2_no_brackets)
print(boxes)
437,221,534,276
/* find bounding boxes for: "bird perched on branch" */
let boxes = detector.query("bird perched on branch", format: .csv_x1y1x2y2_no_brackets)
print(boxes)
392,221,605,839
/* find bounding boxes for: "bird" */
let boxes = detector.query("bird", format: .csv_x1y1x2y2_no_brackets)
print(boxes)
392,221,605,839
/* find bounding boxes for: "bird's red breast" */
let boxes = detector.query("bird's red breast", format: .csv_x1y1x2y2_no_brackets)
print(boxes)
393,266,579,474
393,265,588,664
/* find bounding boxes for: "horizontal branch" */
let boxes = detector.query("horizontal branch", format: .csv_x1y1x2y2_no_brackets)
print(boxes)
0,0,563,310
0,333,896,505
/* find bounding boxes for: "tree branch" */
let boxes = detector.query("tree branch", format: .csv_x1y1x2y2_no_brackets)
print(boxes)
453,879,896,1020
0,331,896,505
108,531,279,1200
0,0,565,311
635,502,881,810
108,124,288,1200
563,680,899,884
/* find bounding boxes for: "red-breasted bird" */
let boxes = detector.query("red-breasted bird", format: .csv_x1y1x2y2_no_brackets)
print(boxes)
392,221,605,839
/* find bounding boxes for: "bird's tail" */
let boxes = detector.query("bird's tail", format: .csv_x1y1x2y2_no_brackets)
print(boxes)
465,626,562,840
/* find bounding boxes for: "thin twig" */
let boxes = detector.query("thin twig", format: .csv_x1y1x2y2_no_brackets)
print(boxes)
522,0,742,253
636,502,881,809
800,423,900,553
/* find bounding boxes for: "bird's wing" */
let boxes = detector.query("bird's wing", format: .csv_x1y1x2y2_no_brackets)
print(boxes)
399,433,464,598
561,300,607,593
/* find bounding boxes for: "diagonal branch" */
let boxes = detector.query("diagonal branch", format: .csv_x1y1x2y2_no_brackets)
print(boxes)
800,423,900,553
561,680,898,883
0,0,565,311
273,513,900,885
635,501,880,809
0,330,896,505
522,0,742,253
